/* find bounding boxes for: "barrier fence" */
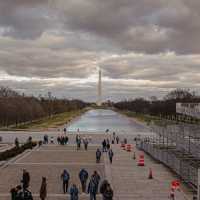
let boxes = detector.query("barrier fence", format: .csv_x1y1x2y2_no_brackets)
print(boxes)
138,123,200,191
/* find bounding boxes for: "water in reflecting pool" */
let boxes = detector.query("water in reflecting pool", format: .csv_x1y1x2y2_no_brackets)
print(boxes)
67,109,149,134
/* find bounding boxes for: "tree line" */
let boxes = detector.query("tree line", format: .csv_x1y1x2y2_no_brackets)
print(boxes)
114,89,200,118
0,87,87,127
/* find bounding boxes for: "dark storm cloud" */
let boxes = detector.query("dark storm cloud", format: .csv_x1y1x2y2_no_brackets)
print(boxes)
0,0,52,39
57,0,200,54
1,0,200,53
0,0,200,101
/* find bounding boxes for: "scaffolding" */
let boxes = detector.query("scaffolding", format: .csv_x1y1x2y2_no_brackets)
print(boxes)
138,122,200,191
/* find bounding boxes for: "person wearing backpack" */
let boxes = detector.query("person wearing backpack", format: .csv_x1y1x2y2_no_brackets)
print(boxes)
39,177,47,200
79,168,88,193
22,169,30,190
10,185,22,200
61,169,70,193
88,175,97,200
70,184,79,200
16,188,33,200
108,149,114,164
102,183,113,200
93,171,101,193
96,148,102,163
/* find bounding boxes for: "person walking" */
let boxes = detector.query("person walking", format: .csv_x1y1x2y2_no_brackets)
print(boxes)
106,142,110,151
39,177,47,200
61,169,70,193
22,169,30,190
102,184,113,200
108,149,114,164
100,180,109,195
70,184,79,200
93,171,100,193
102,139,107,152
96,148,102,163
83,138,89,150
76,136,81,150
79,168,88,193
112,132,116,141
116,136,119,144
88,175,97,200
64,127,67,134
64,136,69,144
15,138,19,148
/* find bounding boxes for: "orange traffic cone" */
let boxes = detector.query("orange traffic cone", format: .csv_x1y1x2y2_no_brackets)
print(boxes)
148,168,153,179
138,155,145,166
126,144,132,152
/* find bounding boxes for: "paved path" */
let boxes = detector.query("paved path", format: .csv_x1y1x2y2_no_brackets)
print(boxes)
0,134,194,200
104,143,193,200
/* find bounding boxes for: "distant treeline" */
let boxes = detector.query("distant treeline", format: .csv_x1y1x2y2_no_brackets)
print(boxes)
0,87,88,127
114,89,200,118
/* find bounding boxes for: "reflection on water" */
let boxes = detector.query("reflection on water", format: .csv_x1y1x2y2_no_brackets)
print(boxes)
67,109,149,134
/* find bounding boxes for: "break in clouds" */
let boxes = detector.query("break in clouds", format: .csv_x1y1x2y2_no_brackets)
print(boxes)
0,0,200,101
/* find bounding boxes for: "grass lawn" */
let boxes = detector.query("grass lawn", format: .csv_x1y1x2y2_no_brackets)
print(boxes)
1,109,88,130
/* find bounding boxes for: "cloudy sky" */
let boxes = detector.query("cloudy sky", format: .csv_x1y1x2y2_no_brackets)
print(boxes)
0,0,200,102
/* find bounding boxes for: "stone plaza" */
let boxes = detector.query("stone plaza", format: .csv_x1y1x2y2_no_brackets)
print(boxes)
0,133,194,200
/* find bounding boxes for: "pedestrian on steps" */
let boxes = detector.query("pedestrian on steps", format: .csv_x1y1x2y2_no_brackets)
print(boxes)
61,169,70,193
96,148,102,163
79,168,88,193
39,177,47,200
88,175,97,200
108,149,114,164
70,184,79,200
102,183,113,200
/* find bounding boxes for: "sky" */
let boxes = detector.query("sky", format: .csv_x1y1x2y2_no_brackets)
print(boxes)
0,0,200,102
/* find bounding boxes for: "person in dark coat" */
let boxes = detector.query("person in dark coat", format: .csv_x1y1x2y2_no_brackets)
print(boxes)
10,185,22,200
96,148,102,163
15,138,19,148
108,149,114,164
100,180,109,194
116,136,119,144
76,136,81,150
61,169,70,193
16,188,33,200
93,171,100,193
79,169,88,193
40,177,47,200
88,175,97,200
103,184,113,200
106,142,110,151
83,138,89,150
64,127,66,134
102,140,107,152
64,136,69,144
22,169,30,189
70,184,79,200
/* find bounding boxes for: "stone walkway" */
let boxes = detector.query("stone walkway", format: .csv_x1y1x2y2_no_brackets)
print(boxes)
0,134,194,200
104,143,193,200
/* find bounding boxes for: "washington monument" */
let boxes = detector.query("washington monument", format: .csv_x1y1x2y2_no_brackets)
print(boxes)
97,69,102,106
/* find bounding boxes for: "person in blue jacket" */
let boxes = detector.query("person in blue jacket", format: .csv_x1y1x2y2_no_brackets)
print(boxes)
70,184,79,200
79,168,88,193
61,169,70,193
88,175,97,200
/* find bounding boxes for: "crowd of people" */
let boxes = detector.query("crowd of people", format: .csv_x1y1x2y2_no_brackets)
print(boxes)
10,128,120,200
10,168,113,200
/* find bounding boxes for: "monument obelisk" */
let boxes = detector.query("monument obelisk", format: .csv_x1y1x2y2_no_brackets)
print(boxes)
97,69,102,106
